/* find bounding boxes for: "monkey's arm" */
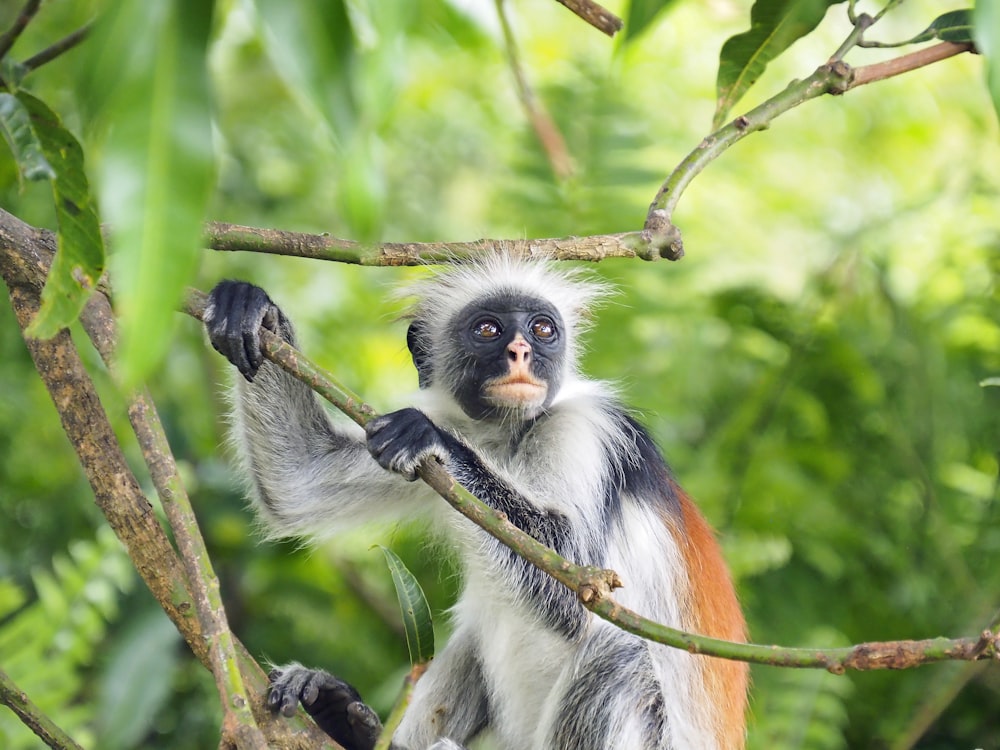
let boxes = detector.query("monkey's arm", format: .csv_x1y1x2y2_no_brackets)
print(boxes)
205,281,437,538
366,408,597,638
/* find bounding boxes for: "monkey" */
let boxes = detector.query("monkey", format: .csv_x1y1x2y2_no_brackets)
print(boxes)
203,254,749,750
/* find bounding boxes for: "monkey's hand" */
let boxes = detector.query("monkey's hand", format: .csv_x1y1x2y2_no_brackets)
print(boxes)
204,280,290,382
268,664,382,750
365,408,450,481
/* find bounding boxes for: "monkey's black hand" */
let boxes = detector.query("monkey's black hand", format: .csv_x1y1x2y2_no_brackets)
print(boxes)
365,407,450,481
204,280,289,382
268,664,382,750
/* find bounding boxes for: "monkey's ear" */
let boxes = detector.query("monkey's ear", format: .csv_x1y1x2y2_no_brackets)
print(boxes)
406,320,433,389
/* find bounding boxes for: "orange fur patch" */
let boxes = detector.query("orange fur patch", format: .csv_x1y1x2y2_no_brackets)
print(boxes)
667,486,749,749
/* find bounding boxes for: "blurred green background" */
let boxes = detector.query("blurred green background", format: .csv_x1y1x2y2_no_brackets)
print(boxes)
1,0,999,748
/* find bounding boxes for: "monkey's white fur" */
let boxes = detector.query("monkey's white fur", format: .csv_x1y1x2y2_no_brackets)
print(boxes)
222,255,744,749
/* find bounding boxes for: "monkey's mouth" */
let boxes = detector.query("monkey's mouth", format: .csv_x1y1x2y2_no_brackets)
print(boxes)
483,376,548,409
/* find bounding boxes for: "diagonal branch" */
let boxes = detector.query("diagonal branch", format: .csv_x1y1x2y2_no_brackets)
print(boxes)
496,0,574,180
22,23,92,73
552,0,622,37
78,297,266,750
0,0,40,61
643,36,975,260
0,207,340,750
183,288,1000,673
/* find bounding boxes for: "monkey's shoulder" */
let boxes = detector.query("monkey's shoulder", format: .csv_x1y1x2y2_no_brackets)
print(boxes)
529,390,681,511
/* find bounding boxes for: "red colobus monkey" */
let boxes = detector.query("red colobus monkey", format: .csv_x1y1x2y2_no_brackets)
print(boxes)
204,255,748,750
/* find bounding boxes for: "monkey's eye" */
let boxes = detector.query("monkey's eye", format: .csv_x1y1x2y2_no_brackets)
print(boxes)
472,318,502,340
530,317,556,340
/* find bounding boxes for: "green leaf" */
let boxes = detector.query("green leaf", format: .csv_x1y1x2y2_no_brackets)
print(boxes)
980,376,1000,387
912,9,975,44
380,546,434,666
85,0,216,386
0,93,55,183
714,0,842,128
17,93,105,339
974,0,1000,125
624,0,680,42
252,0,357,139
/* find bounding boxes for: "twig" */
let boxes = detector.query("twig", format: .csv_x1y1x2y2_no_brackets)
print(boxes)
373,664,427,750
644,61,854,260
849,41,974,88
0,0,40,61
552,0,622,37
495,0,574,180
642,35,974,260
206,221,659,262
22,23,92,73
183,288,1000,672
0,668,84,750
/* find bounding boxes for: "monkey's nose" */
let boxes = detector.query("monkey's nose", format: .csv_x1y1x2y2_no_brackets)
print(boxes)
507,337,531,365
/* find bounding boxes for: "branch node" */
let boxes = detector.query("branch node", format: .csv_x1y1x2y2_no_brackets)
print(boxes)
642,209,684,261
826,60,855,95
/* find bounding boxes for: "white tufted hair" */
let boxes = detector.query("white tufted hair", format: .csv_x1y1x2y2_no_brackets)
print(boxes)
396,251,612,373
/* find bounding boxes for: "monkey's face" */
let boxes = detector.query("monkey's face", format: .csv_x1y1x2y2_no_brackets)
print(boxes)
445,294,567,421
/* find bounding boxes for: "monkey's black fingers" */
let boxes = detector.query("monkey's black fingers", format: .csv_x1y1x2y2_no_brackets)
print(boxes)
268,664,381,750
205,280,279,381
365,408,449,481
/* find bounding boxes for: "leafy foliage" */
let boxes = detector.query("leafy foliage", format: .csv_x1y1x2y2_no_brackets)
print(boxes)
0,528,133,749
0,0,998,748
713,0,842,128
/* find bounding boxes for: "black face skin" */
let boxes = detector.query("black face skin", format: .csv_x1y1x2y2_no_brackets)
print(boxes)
409,293,567,421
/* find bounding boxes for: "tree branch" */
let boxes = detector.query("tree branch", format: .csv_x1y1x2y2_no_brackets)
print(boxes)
78,299,266,749
22,23,92,73
0,207,338,749
0,0,40,61
642,36,975,260
183,288,1000,672
850,41,974,89
0,667,84,750
206,221,659,262
496,0,574,180
551,0,621,37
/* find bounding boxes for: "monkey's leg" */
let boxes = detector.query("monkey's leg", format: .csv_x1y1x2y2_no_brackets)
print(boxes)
390,627,487,750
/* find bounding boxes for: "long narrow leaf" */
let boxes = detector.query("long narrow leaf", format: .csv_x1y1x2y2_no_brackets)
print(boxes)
17,93,105,339
714,0,842,128
86,0,216,386
380,547,434,666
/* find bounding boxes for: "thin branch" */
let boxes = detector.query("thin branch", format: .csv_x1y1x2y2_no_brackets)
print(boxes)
551,0,622,37
644,61,854,260
495,0,574,180
206,222,659,262
0,668,84,750
850,41,974,89
0,0,40,61
79,300,266,749
184,289,1000,672
22,23,92,73
643,36,975,260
